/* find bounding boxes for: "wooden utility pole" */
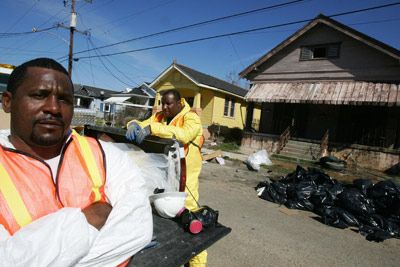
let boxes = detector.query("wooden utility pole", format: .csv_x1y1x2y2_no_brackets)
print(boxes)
68,0,76,77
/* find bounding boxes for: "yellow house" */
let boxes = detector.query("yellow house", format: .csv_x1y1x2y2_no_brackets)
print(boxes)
150,61,260,138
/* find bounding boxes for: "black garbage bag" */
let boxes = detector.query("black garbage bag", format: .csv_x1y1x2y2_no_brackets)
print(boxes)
295,181,316,200
310,185,330,209
337,187,375,216
322,206,346,229
359,214,400,238
353,179,373,196
306,167,336,186
281,165,307,184
285,180,315,201
367,180,400,216
359,225,393,242
368,180,400,198
386,218,400,238
257,182,287,204
323,206,359,228
359,214,386,229
271,181,288,197
326,183,344,202
255,181,269,190
285,199,314,211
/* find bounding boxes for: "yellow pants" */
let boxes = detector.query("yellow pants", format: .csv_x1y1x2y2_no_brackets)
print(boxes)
184,151,207,266
188,250,207,267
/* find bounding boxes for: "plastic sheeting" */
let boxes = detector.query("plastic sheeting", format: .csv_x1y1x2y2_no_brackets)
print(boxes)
245,150,273,171
111,143,179,197
256,165,400,242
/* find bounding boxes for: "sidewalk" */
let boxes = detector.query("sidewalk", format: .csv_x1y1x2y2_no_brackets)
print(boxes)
201,148,249,162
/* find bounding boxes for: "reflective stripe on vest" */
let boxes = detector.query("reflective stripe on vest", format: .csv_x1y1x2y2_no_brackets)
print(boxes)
0,164,32,229
154,112,203,155
0,133,106,234
72,130,103,202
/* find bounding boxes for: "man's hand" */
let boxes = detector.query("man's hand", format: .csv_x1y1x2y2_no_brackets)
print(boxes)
82,202,113,230
126,122,140,141
126,122,150,144
135,126,150,144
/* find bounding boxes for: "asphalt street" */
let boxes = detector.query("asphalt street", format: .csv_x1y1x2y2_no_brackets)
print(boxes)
199,160,400,267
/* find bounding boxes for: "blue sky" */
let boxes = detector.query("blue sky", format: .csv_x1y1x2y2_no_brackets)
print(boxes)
1,0,399,91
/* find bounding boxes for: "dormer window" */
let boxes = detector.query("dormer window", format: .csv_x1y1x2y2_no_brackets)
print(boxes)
300,43,340,60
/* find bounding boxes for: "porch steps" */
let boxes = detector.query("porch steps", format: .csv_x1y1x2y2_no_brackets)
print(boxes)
271,153,316,165
278,140,320,161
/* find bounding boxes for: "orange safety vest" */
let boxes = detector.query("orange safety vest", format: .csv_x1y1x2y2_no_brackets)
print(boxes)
0,131,107,235
154,111,204,155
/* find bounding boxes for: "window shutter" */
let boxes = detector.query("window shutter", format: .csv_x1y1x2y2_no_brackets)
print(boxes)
328,44,340,58
300,47,312,60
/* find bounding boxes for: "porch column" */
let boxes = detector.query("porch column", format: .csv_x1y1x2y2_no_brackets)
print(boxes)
245,102,254,130
191,91,202,116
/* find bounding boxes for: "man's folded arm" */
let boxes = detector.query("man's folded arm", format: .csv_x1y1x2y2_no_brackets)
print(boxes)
76,141,153,267
0,208,97,267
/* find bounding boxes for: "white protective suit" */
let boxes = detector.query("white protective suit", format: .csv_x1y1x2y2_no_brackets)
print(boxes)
0,130,153,266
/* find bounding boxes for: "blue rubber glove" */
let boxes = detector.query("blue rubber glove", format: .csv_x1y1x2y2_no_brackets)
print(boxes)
126,122,141,141
135,126,151,144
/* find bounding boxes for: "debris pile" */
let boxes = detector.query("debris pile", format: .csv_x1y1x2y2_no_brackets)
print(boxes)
256,166,400,242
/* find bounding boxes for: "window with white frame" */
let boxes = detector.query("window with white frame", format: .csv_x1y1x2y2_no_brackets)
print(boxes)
103,103,111,112
224,97,235,117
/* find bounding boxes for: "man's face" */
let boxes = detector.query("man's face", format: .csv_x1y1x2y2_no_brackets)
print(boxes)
3,66,74,148
161,93,182,118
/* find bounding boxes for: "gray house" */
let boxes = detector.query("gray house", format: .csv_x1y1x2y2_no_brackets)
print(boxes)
103,83,156,127
240,14,400,171
73,84,116,126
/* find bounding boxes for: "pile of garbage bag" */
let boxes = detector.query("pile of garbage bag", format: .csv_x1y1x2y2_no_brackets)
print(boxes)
256,165,400,242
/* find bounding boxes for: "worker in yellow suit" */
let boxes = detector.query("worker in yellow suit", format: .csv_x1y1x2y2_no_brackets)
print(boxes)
126,89,206,267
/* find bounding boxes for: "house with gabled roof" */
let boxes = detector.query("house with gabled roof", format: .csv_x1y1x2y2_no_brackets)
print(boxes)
103,83,156,127
240,14,400,171
150,61,261,138
73,84,116,126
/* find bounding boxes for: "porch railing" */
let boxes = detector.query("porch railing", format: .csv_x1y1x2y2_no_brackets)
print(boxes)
320,129,329,157
277,126,291,154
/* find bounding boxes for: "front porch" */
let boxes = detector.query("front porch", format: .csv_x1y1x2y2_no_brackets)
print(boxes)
242,103,400,171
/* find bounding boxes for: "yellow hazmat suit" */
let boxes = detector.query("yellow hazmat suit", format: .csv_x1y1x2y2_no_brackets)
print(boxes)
129,98,207,267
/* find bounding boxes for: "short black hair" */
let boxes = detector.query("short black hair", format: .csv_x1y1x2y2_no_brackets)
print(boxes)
161,89,181,102
7,58,72,95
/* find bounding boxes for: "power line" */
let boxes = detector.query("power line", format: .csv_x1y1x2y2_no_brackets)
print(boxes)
0,26,58,37
63,0,309,59
5,0,39,33
75,2,400,60
85,37,96,86
87,38,139,87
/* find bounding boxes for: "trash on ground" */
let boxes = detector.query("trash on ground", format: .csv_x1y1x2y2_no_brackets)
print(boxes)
255,165,400,242
202,150,222,161
245,149,273,171
210,142,218,147
215,157,225,165
319,156,346,171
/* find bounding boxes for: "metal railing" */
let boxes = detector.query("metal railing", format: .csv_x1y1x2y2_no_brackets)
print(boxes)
277,126,291,154
320,129,329,157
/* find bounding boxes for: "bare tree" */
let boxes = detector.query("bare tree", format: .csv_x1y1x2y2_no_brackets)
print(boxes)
225,70,250,89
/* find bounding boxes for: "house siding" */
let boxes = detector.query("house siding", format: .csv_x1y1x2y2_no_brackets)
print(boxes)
200,88,214,126
212,92,246,129
157,70,198,91
251,24,400,82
